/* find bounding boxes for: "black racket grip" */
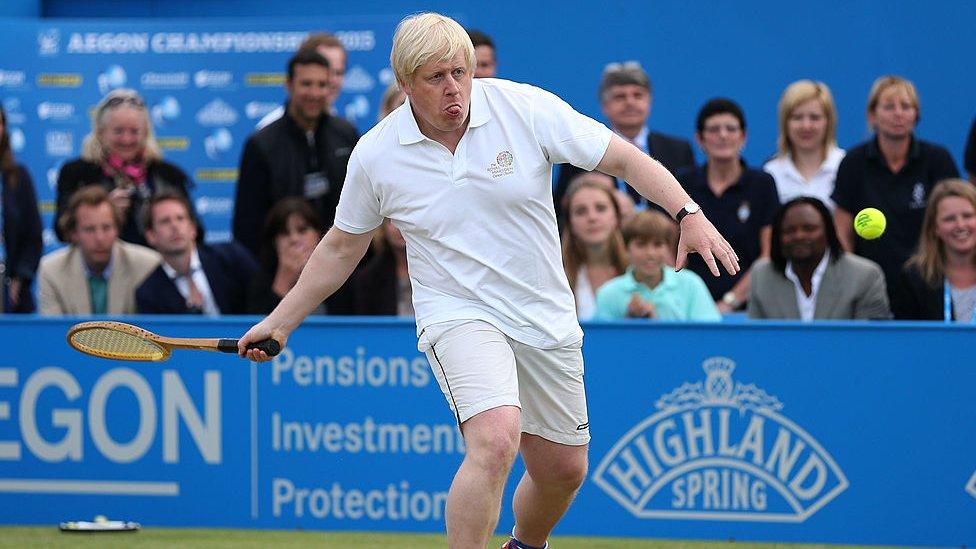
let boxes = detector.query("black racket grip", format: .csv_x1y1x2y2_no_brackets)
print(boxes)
217,338,281,357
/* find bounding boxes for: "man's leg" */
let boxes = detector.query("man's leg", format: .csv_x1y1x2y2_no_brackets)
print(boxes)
510,434,588,547
447,405,521,548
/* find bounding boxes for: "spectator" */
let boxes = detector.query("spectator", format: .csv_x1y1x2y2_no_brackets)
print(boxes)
247,198,325,315
832,75,960,295
466,29,497,78
763,80,845,210
378,82,406,121
354,219,413,316
0,103,42,313
258,32,348,128
679,97,781,312
595,210,719,321
965,117,975,183
56,88,192,247
235,49,358,255
555,62,695,221
892,179,976,321
137,190,256,315
561,178,628,320
234,49,359,315
561,171,636,222
39,186,159,315
749,197,890,320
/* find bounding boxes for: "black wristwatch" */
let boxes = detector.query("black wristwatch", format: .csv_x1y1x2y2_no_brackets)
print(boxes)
675,201,701,224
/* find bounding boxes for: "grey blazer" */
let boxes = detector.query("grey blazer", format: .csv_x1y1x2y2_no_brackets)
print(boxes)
39,241,161,315
748,253,892,320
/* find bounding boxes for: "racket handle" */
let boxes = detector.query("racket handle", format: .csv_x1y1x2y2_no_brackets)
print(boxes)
217,338,282,357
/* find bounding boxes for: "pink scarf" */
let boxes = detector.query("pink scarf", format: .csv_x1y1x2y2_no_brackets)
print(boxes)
103,154,147,187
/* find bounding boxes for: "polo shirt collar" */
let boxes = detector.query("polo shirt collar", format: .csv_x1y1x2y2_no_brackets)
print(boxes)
397,79,491,146
698,158,749,190
624,265,676,292
866,134,920,160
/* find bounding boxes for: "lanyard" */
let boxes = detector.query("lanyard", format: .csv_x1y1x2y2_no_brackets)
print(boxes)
942,279,976,324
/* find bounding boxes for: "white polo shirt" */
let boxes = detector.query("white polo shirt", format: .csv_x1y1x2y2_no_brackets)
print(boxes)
334,78,612,349
763,146,845,210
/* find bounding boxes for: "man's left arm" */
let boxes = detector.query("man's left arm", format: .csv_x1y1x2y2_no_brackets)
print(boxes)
595,135,739,276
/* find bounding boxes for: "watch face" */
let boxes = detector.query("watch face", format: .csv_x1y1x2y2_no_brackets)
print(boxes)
686,202,700,214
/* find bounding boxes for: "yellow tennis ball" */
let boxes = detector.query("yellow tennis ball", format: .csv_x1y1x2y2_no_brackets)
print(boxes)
854,208,886,240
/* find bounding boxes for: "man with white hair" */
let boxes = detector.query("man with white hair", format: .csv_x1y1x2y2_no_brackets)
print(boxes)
238,12,739,549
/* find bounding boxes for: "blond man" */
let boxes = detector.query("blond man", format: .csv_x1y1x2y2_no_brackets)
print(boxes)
239,13,739,548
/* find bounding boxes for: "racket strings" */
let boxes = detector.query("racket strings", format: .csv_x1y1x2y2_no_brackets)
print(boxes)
70,328,167,361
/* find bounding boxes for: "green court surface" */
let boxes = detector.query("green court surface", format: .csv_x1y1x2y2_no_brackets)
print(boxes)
0,527,917,548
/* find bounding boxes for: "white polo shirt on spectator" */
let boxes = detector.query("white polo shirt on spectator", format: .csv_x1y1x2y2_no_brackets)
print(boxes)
764,146,845,210
334,78,612,349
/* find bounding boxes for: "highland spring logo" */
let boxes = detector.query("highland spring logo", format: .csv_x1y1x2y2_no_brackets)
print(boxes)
592,357,848,522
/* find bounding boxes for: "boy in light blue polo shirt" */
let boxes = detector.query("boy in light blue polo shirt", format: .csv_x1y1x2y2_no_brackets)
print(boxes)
595,210,720,321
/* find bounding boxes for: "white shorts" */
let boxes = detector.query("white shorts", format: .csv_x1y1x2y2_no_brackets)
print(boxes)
418,319,590,445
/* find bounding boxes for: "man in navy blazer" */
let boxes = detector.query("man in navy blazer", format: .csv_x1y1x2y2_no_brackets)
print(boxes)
554,62,695,222
136,190,257,315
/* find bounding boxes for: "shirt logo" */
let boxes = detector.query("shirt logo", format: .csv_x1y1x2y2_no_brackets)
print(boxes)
737,201,751,223
910,182,926,210
487,150,515,179
592,357,848,522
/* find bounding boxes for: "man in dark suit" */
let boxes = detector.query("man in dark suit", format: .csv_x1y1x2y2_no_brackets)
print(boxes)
553,62,695,221
136,190,257,315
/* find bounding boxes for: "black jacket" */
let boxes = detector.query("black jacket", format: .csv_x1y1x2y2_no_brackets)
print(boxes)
233,110,359,257
135,242,257,315
553,130,695,221
891,264,945,321
55,158,193,246
3,164,43,312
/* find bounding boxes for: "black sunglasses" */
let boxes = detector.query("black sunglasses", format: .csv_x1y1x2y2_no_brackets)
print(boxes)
104,96,146,109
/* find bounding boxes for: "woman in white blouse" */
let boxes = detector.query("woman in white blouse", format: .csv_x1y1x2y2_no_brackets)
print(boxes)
764,80,845,210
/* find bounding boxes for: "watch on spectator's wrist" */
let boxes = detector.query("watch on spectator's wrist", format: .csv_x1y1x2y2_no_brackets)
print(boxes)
675,201,700,224
722,291,740,308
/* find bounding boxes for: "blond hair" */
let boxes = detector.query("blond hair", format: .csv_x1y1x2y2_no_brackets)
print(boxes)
867,75,920,132
81,88,162,163
776,80,838,159
907,179,976,287
390,13,475,85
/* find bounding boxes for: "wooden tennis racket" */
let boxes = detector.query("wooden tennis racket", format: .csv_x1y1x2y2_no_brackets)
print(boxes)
67,321,281,362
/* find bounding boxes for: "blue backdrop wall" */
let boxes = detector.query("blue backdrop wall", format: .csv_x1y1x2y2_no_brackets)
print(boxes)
40,0,976,170
5,1,974,254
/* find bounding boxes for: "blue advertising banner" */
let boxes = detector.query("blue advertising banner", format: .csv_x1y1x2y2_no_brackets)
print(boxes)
0,317,974,547
0,17,402,252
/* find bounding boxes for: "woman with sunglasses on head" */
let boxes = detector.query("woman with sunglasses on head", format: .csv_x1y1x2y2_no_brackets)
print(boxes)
55,88,192,247
0,103,42,313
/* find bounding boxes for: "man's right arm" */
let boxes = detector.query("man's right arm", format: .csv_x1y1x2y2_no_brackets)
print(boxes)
238,226,373,360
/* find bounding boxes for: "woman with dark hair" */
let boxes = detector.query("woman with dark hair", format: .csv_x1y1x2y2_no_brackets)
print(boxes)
246,198,325,314
0,104,43,312
354,219,413,316
748,197,890,320
892,179,976,321
561,177,628,320
678,97,781,312
55,88,193,246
